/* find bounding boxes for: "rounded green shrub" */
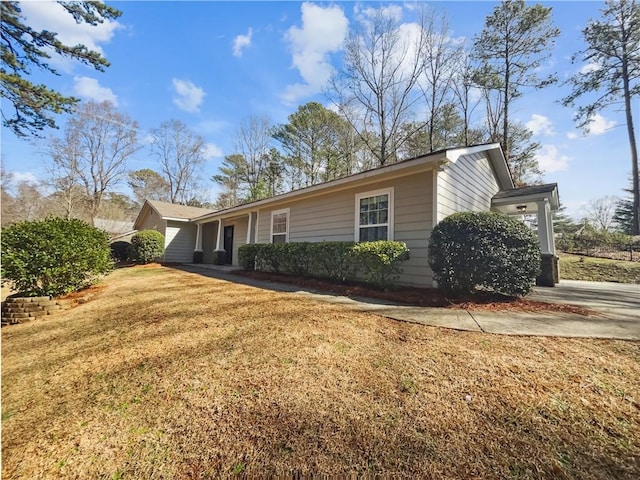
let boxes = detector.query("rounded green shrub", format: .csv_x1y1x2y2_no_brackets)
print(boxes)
130,230,165,264
1,217,113,297
428,211,541,297
110,241,131,262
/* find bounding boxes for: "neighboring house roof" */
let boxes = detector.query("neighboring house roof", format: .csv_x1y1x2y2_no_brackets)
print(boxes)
193,143,511,223
133,200,216,230
94,218,135,234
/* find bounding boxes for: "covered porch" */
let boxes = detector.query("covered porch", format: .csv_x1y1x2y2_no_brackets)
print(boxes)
191,210,258,266
491,183,560,287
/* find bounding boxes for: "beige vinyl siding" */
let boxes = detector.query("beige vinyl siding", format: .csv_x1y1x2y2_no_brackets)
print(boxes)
164,221,196,263
231,218,248,266
136,208,166,235
436,151,500,221
255,170,434,286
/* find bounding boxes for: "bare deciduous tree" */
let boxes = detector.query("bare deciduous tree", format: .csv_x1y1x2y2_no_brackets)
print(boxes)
328,7,427,165
150,119,205,205
419,9,461,152
48,101,139,224
583,195,620,231
451,51,483,146
234,115,272,201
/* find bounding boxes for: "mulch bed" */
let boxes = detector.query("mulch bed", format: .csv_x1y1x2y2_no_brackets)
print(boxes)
232,270,597,316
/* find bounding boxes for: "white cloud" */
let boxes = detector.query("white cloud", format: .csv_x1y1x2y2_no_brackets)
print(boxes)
526,114,555,136
579,62,600,75
536,145,572,173
282,3,349,104
172,79,205,113
357,4,403,22
19,2,121,72
233,28,253,57
566,131,580,140
587,113,617,135
73,76,118,105
203,143,223,159
11,171,39,185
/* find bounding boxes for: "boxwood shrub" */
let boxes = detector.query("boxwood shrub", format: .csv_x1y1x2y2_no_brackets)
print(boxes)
238,240,410,289
1,217,113,297
131,230,165,264
428,211,541,297
312,241,357,281
351,241,410,289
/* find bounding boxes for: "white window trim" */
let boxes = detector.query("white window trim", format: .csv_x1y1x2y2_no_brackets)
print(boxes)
354,187,394,242
270,208,290,243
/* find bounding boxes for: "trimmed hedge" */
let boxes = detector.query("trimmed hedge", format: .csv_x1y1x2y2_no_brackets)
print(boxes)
131,230,165,264
351,241,410,289
428,211,541,297
238,240,410,289
1,217,113,297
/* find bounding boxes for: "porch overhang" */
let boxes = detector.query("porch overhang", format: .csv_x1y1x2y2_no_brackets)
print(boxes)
491,183,560,287
491,183,559,215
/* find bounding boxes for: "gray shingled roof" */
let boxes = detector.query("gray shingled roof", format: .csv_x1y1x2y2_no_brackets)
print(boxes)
492,183,558,200
147,199,216,220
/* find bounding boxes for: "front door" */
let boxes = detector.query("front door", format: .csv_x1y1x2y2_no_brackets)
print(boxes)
223,225,234,265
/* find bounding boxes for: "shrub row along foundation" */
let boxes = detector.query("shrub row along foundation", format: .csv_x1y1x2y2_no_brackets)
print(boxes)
1,296,73,326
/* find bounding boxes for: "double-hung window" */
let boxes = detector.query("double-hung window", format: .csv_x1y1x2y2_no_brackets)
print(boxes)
271,208,289,243
355,188,393,242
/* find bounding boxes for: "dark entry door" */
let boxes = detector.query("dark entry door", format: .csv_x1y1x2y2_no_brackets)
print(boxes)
223,225,234,265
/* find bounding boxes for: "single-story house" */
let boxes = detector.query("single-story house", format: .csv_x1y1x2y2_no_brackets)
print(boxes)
133,201,215,263
133,143,560,286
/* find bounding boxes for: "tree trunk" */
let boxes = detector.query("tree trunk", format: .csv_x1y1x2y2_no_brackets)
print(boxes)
622,47,640,235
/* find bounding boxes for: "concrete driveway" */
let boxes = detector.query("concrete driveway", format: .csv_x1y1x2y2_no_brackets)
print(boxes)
531,280,639,322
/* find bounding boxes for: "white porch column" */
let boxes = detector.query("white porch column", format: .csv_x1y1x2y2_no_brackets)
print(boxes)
246,212,253,244
194,223,203,252
215,218,224,251
536,199,552,255
546,205,556,255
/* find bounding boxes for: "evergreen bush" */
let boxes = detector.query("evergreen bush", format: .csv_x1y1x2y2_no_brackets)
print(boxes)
1,217,113,297
428,211,540,297
130,230,165,264
350,241,410,290
239,240,410,289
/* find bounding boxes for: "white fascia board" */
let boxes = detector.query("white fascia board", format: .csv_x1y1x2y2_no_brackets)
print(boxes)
492,191,560,211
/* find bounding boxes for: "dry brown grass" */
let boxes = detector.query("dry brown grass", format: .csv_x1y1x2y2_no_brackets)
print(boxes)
2,265,639,479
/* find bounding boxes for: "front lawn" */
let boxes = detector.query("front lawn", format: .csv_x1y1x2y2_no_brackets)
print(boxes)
2,265,639,478
559,252,640,283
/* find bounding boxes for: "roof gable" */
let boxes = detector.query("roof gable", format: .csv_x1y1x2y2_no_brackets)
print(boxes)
133,200,216,230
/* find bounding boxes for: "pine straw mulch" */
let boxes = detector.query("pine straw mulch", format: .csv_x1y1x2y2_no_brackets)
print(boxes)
2,265,638,479
232,270,597,316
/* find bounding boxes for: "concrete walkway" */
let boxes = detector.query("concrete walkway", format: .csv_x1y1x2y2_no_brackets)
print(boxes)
179,265,639,341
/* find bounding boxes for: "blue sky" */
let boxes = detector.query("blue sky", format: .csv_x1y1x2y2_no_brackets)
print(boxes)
1,1,635,219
